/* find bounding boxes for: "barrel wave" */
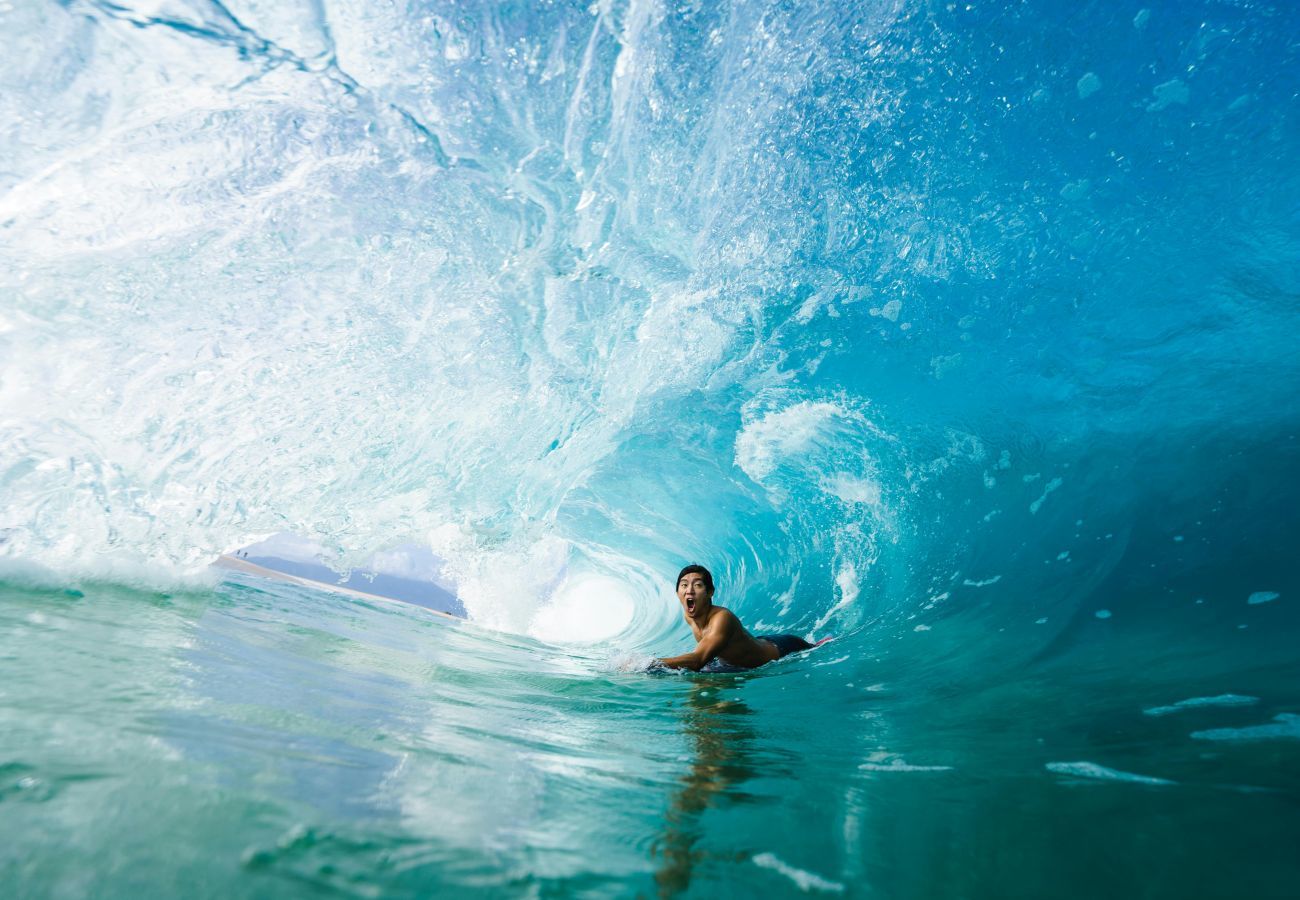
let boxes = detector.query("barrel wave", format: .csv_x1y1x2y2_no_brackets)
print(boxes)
2,1,1298,897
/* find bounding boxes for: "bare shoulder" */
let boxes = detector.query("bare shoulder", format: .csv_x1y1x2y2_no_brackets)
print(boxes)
706,606,741,633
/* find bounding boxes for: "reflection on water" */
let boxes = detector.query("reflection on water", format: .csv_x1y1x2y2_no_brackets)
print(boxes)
654,678,757,898
163,597,411,820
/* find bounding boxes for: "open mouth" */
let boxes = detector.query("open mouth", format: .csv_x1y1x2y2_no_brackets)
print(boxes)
686,599,697,615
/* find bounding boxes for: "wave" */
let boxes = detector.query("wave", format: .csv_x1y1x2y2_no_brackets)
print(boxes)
1,0,1298,671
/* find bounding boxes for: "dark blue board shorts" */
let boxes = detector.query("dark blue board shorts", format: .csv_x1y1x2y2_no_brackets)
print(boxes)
761,634,815,658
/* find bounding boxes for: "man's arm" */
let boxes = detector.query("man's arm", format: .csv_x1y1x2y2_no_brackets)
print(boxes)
657,612,735,671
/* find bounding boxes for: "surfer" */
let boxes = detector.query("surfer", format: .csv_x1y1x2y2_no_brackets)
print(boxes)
655,564,818,671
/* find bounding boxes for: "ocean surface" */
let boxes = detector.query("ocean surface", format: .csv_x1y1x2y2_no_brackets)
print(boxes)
2,0,1299,896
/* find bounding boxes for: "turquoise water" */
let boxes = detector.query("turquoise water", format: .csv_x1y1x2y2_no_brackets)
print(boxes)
3,0,1300,896
4,569,1298,897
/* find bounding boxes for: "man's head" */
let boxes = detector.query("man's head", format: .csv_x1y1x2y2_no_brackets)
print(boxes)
675,564,714,620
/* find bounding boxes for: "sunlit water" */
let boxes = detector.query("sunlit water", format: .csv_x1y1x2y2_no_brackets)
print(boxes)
2,0,1299,896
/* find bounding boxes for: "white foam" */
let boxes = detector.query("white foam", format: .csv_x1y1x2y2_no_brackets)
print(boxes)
821,473,882,507
772,574,799,618
812,562,860,634
868,299,902,322
1076,72,1102,99
1247,591,1279,605
0,557,71,592
1143,694,1259,717
0,553,219,595
735,401,845,482
860,752,952,773
602,651,658,674
962,575,1001,587
860,760,952,772
1029,477,1063,514
1046,762,1175,785
529,574,636,645
734,399,891,531
1191,714,1300,743
752,853,844,893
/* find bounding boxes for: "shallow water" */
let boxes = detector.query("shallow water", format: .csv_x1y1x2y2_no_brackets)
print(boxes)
2,0,1300,895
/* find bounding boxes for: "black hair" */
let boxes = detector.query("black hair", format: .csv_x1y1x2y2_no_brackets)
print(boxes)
676,564,714,595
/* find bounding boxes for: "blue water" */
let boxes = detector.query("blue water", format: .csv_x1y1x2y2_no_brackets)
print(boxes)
2,0,1299,896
